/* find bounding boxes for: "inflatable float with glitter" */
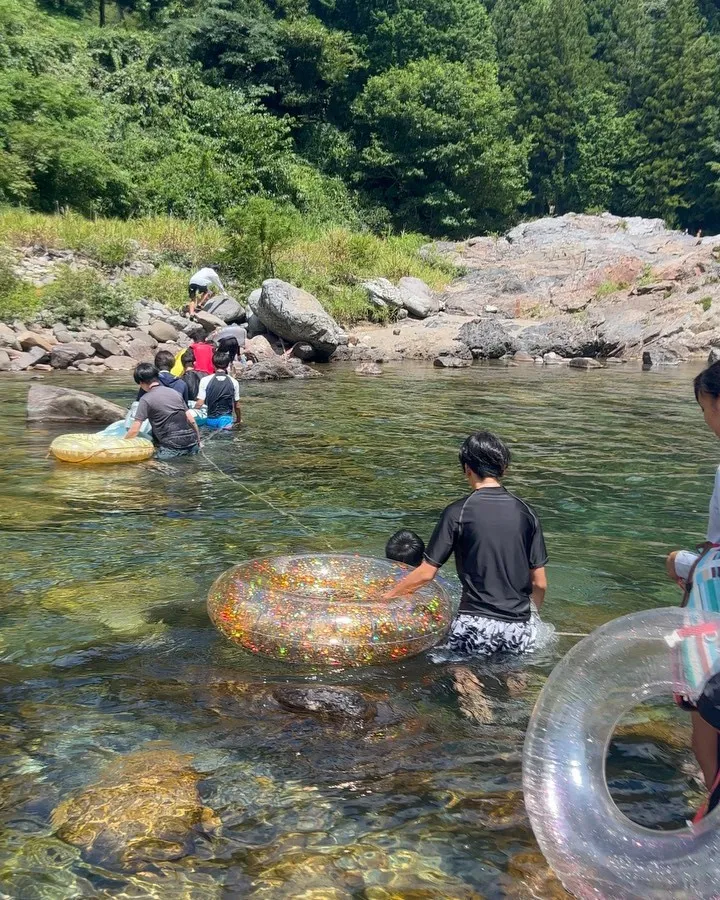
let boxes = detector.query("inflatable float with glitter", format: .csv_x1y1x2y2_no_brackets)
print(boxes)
207,554,455,666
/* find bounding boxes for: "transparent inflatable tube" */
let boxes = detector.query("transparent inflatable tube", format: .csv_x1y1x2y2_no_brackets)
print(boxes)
523,607,720,900
208,554,455,667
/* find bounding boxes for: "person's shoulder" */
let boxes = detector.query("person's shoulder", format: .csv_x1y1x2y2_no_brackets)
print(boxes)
503,488,542,522
440,495,471,519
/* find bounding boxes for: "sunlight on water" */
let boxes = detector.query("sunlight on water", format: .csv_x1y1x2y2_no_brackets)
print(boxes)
0,363,713,897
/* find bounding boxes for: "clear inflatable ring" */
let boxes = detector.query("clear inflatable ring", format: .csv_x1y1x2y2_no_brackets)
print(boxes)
523,607,720,900
207,554,455,667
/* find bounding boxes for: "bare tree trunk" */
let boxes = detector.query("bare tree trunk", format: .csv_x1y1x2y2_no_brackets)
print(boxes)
99,0,106,27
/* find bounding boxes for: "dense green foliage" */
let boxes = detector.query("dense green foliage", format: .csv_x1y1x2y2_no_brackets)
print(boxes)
2,0,720,236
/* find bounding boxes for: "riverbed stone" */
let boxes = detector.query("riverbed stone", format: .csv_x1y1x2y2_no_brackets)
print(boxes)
272,686,377,721
238,357,320,381
244,335,276,360
433,354,472,368
257,279,344,355
148,320,178,343
9,348,48,371
17,331,55,353
0,323,21,350
355,362,383,376
103,355,137,372
124,340,155,362
92,336,125,358
127,329,157,347
50,342,95,369
51,747,219,872
27,384,126,425
569,356,604,369
204,295,245,324
0,350,10,371
194,310,226,334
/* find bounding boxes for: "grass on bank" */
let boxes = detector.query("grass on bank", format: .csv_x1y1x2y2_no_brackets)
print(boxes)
0,208,457,326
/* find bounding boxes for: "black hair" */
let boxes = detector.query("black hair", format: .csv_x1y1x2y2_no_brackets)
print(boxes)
385,529,425,568
154,349,176,371
213,350,231,370
181,349,195,367
694,361,720,400
458,431,511,479
134,362,158,385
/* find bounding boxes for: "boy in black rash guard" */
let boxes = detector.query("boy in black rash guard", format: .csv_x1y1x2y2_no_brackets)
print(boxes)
195,350,242,430
383,431,548,657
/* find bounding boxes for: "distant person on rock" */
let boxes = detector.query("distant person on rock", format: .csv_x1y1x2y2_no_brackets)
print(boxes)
382,430,548,658
386,530,425,568
136,350,189,405
187,267,226,316
214,324,247,369
126,363,201,460
195,350,242,430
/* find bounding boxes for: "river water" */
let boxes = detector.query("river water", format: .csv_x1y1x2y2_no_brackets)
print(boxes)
0,363,715,897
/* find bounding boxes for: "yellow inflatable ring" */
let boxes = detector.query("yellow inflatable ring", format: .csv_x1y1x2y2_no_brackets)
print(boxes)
50,434,154,464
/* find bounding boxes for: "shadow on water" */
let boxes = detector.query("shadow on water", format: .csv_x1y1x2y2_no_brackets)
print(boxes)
0,364,711,896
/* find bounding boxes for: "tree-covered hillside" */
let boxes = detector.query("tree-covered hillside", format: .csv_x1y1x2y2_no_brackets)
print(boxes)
2,0,720,238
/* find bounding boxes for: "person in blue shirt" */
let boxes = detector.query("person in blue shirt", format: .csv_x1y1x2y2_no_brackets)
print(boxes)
137,350,189,405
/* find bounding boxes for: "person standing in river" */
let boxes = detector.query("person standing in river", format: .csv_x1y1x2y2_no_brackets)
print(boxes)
125,363,201,459
666,361,720,815
383,431,548,657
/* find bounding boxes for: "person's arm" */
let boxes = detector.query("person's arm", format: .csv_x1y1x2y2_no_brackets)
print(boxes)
125,397,148,439
233,378,241,424
186,410,201,443
125,420,142,440
383,561,439,599
530,566,547,610
212,272,225,294
195,375,209,410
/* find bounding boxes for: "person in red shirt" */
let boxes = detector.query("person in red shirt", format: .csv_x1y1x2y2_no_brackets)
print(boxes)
190,339,215,374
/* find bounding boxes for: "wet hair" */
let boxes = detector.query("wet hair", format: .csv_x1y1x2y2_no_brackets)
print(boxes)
694,361,720,400
134,362,158,385
213,350,231,370
154,350,176,371
181,349,195,367
385,530,425,568
458,431,511,479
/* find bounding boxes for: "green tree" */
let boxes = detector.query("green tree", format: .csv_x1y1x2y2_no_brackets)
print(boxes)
224,197,303,282
353,58,529,235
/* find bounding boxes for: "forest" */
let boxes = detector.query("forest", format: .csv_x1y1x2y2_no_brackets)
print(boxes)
2,0,720,239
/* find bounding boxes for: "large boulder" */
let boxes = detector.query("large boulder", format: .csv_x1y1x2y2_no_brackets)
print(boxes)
148,320,179,343
49,342,95,370
517,319,606,357
204,295,245,324
238,357,320,381
27,384,126,426
9,347,48,371
256,279,343,356
457,319,517,358
92,336,125,359
0,323,21,350
398,277,440,318
17,331,55,353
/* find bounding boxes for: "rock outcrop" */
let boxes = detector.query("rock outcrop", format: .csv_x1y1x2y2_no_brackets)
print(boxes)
238,357,320,380
256,279,344,356
27,384,126,426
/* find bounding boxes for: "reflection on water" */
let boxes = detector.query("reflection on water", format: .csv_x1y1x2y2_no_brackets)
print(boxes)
0,363,712,896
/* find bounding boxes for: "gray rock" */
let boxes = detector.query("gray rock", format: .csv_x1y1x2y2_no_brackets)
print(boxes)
396,308,409,320
518,319,606,357
457,320,517,359
246,288,262,313
398,276,435,301
53,330,74,344
355,362,383,376
272,686,376,722
9,347,48,371
166,315,192,331
122,259,155,277
246,311,267,338
513,350,534,363
92,337,125,358
127,329,157,348
0,323,21,350
709,347,720,365
124,340,155,363
103,355,137,372
361,277,405,310
0,349,10,371
148,320,179,343
433,355,472,368
49,342,95,369
238,357,320,381
397,277,439,318
569,357,604,369
543,352,566,366
183,321,206,341
291,342,318,362
257,279,343,356
194,310,226,334
244,335,276,360
204,295,245,324
27,384,125,426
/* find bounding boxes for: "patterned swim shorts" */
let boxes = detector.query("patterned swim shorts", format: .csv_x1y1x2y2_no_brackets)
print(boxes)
436,613,537,658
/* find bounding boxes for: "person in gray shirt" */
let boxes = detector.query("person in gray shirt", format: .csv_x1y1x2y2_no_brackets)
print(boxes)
125,363,201,460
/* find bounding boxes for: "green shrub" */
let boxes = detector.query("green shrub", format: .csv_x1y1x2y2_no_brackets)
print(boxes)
39,266,135,326
697,296,713,312
224,199,304,285
595,279,629,298
124,265,188,310
0,252,41,322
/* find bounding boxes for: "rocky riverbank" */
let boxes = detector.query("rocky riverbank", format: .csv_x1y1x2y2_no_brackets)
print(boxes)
3,212,720,377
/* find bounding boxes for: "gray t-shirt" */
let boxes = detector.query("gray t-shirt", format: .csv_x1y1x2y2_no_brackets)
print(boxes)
134,384,197,450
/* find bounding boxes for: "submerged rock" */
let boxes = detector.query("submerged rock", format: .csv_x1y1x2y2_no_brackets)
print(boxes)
51,747,219,872
433,354,472,368
354,362,383,376
26,384,125,426
272,685,377,721
238,357,319,381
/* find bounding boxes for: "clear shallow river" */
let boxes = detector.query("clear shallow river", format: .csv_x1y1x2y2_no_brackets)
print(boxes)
0,363,715,897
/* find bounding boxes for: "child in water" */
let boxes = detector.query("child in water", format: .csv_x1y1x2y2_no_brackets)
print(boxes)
383,430,547,658
385,529,425,568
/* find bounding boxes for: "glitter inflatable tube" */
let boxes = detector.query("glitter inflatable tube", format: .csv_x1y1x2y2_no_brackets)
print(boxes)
523,607,720,900
207,554,455,666
50,434,154,464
